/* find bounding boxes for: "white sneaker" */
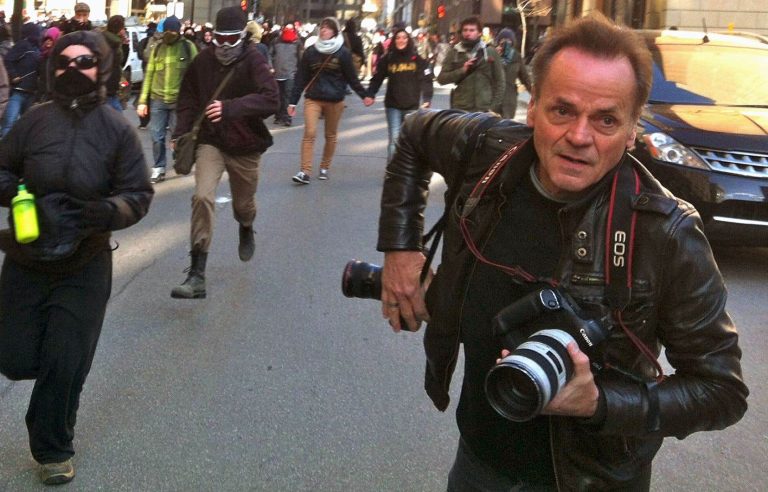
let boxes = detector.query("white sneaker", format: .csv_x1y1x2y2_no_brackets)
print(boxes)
292,171,310,184
318,169,329,180
150,168,166,184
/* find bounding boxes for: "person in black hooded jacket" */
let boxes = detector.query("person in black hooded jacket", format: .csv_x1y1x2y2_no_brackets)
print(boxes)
0,31,153,485
1,22,40,137
366,27,433,161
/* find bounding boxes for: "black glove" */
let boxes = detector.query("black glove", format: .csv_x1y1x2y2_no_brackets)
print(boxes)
64,196,116,231
81,200,116,231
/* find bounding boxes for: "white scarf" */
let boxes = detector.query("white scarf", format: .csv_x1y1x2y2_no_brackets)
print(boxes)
314,33,344,54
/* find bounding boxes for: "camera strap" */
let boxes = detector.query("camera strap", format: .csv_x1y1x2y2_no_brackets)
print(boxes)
605,160,640,311
458,144,665,381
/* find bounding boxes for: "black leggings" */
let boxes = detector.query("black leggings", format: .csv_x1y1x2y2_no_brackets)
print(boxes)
0,251,112,464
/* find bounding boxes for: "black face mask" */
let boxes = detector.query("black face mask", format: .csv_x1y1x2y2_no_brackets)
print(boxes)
54,67,98,98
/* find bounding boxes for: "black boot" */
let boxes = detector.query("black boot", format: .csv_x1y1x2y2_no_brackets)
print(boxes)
238,224,255,262
171,251,207,299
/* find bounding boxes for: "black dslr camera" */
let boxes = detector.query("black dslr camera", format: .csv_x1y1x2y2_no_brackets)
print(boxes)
484,288,611,422
341,260,383,300
341,260,417,331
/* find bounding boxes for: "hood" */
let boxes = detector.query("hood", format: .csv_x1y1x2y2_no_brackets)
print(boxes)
642,104,768,152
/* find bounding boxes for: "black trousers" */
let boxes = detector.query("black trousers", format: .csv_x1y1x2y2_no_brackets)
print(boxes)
0,251,112,464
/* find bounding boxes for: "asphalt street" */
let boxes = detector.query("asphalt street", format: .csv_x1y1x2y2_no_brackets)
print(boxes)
0,84,766,491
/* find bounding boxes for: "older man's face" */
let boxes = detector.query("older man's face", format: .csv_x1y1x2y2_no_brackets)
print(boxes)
527,47,638,201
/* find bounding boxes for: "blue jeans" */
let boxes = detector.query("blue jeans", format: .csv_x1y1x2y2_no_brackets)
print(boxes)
1,90,35,138
149,99,177,170
106,95,124,112
385,107,413,162
276,78,294,123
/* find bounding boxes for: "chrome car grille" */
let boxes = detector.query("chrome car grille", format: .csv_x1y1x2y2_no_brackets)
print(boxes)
692,147,768,178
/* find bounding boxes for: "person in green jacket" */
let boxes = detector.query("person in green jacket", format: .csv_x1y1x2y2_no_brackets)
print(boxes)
437,16,504,113
136,16,197,183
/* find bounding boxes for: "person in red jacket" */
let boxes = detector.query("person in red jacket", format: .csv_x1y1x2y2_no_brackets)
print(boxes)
170,6,279,299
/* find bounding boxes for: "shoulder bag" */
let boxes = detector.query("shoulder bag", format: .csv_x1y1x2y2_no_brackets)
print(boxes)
173,68,236,176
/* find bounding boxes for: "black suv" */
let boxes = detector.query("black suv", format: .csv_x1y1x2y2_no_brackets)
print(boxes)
633,30,768,246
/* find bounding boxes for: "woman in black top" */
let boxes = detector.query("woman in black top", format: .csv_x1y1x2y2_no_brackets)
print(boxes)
366,27,433,162
0,31,153,485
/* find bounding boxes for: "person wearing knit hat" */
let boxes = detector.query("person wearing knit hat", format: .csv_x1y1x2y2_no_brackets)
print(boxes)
269,21,301,126
137,14,198,183
1,23,41,136
169,4,279,299
62,2,92,34
493,27,531,119
0,30,153,486
288,16,373,184
102,15,127,111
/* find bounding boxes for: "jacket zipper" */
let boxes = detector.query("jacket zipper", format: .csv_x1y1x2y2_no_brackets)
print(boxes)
446,191,506,395
549,417,562,492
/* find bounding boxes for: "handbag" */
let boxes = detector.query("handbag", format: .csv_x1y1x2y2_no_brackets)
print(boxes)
173,68,236,175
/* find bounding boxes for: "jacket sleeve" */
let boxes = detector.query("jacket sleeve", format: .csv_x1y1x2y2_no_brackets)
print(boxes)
221,51,280,120
597,209,748,439
0,117,24,207
419,57,434,104
488,48,506,111
289,49,310,105
138,45,157,105
0,61,9,121
377,110,500,251
436,48,464,85
340,49,367,99
172,62,201,139
365,54,387,98
105,124,154,230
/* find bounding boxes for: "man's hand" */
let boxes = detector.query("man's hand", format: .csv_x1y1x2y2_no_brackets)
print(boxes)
421,101,431,109
363,96,374,107
206,100,223,123
137,104,148,118
462,57,477,73
381,251,431,332
542,343,599,417
287,104,296,117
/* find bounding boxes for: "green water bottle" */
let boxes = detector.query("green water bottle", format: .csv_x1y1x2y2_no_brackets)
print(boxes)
11,184,39,244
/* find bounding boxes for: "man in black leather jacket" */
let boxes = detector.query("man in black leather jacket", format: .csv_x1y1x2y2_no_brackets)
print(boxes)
376,15,748,491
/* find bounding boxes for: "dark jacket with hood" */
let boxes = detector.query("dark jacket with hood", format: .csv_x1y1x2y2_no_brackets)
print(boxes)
4,24,41,94
289,42,367,104
0,31,153,273
376,110,748,490
173,42,279,156
366,31,432,110
103,29,128,97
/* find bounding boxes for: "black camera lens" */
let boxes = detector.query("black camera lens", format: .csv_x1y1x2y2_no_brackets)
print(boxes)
341,260,383,300
485,329,575,422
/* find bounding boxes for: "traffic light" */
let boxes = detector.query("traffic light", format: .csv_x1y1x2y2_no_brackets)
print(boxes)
437,4,446,19
241,0,247,12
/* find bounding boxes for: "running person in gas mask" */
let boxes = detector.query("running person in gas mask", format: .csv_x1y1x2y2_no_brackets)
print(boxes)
170,6,279,299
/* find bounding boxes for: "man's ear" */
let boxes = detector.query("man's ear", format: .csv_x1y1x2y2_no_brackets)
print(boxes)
626,122,638,150
526,97,536,127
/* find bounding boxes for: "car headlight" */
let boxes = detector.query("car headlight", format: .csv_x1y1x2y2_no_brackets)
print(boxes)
641,132,709,170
